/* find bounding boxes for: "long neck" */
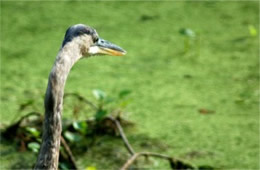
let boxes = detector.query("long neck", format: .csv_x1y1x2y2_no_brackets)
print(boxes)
35,44,82,170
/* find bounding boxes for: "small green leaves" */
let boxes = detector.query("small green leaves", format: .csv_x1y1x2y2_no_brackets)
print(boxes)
64,131,82,143
92,89,132,120
25,127,40,138
93,89,106,101
73,121,88,135
95,109,108,121
27,142,40,153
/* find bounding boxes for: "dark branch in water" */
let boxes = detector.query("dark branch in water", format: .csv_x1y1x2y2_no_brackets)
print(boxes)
106,116,135,155
64,93,98,110
121,152,195,170
60,136,78,169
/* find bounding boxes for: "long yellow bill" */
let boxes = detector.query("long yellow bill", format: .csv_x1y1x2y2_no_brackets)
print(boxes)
89,38,126,56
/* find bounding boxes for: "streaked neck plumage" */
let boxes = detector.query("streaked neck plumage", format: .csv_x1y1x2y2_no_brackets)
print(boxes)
35,41,84,170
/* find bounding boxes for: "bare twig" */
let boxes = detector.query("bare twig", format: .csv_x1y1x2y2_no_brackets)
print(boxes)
104,116,195,170
121,152,172,170
106,116,135,156
121,152,195,170
2,112,42,139
60,136,78,170
64,93,98,110
17,111,42,124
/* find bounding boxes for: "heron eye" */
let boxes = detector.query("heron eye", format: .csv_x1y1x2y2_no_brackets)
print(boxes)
93,37,99,43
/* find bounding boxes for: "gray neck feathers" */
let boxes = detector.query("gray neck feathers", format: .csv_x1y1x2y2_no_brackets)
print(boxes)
35,41,83,170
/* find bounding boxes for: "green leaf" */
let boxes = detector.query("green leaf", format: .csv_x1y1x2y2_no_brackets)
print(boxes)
92,89,106,101
118,90,132,99
59,163,70,170
25,127,40,138
73,121,88,135
95,109,107,121
27,142,40,153
64,131,82,143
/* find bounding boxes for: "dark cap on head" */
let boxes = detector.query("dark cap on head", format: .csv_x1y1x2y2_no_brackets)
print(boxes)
62,24,98,47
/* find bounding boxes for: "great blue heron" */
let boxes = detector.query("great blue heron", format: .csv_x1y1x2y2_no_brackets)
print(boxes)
34,24,126,170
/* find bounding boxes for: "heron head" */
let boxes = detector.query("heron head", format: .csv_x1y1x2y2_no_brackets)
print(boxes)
62,24,126,57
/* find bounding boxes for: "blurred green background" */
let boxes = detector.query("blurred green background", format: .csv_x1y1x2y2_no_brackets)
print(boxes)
0,1,259,169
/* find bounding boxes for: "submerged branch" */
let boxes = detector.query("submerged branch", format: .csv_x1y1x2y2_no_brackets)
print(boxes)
121,152,195,170
106,116,135,156
60,136,78,170
64,93,98,110
105,116,195,170
121,152,171,170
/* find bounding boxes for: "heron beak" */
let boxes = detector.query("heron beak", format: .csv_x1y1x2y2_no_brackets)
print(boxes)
89,38,127,56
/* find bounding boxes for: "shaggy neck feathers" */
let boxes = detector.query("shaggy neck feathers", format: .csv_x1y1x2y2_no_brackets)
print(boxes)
35,39,85,170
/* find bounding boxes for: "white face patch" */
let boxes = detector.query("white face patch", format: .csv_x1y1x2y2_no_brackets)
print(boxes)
88,46,102,55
